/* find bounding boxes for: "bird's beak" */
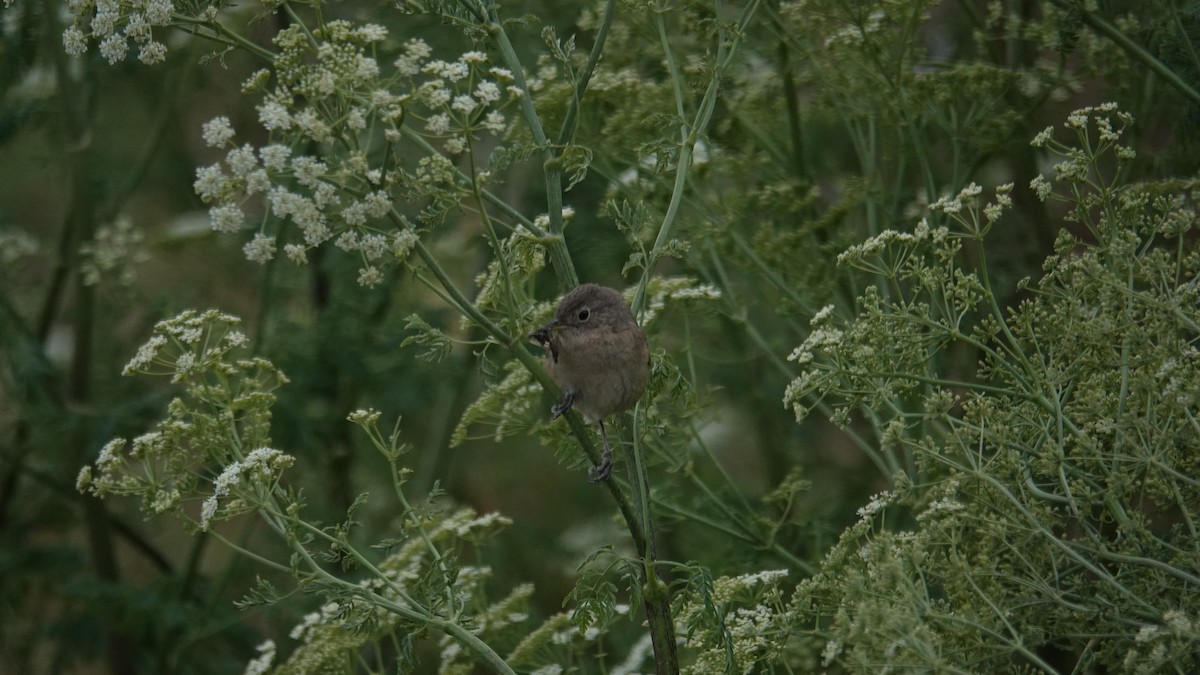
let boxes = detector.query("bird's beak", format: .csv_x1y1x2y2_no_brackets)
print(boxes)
529,319,559,342
529,319,560,361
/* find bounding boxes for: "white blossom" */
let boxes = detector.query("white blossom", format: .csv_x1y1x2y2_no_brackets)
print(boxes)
425,113,451,135
451,94,476,114
242,640,276,675
202,117,236,147
483,110,505,134
259,144,291,171
209,203,244,233
193,164,227,202
258,101,293,131
474,81,500,104
63,27,87,56
99,34,128,63
243,234,276,263
138,41,167,65
284,243,308,264
123,334,167,374
355,24,387,42
357,266,383,287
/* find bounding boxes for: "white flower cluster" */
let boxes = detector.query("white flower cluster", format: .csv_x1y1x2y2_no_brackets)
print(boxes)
836,222,945,266
823,9,886,49
347,408,382,426
77,431,180,514
401,39,520,155
187,22,529,285
680,569,790,674
712,569,789,605
79,217,148,287
62,0,178,64
639,276,722,325
1029,103,1137,201
839,181,1014,273
929,181,1015,229
982,183,1014,223
289,601,341,642
120,308,244,376
189,22,413,281
241,640,276,675
785,301,842,401
0,228,39,265
199,447,295,531
856,490,893,520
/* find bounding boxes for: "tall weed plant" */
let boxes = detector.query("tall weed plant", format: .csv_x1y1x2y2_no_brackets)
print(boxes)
2,0,1198,672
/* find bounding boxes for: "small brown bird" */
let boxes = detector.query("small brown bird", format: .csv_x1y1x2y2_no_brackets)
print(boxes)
529,284,650,482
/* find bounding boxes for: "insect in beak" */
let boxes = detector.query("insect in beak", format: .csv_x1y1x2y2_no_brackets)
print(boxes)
529,320,560,362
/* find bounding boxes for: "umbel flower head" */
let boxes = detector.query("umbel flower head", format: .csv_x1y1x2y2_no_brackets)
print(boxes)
78,309,292,531
61,0,177,64
184,23,521,286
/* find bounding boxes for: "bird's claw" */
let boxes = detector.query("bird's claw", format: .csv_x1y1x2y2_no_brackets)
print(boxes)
588,419,615,483
587,453,613,483
550,391,574,420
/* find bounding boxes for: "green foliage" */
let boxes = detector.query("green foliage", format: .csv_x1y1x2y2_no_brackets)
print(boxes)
401,313,453,363
4,0,1200,672
789,105,1200,672
76,311,526,672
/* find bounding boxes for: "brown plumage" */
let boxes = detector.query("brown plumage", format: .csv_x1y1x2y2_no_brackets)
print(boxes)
529,284,650,482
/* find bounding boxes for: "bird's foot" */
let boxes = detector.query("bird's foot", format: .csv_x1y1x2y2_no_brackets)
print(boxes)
588,420,614,483
587,453,613,483
550,391,574,420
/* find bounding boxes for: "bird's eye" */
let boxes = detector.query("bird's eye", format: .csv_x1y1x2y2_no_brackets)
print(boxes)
577,308,590,322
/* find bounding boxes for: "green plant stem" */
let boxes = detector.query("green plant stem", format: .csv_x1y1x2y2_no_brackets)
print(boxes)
431,614,518,675
697,244,883,546
1167,1,1200,76
633,0,761,315
405,231,648,553
1049,0,1200,106
283,2,320,48
208,529,293,573
399,127,543,236
173,14,277,63
384,452,459,616
930,601,1060,674
287,528,415,623
468,142,519,315
774,22,807,180
483,0,577,289
629,421,679,674
625,5,761,673
725,231,814,313
675,461,816,573
942,448,1159,617
268,501,519,675
555,0,616,147
685,420,755,514
697,242,882,469
287,514,428,609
